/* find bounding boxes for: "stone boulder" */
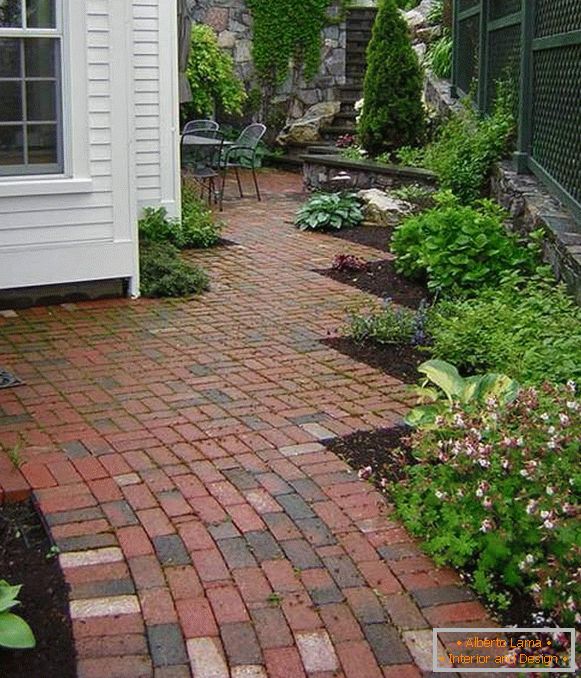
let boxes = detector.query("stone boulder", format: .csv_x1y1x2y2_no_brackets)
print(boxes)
277,101,341,146
404,0,437,41
357,189,413,227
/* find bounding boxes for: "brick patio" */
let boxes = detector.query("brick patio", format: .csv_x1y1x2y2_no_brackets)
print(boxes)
0,170,492,677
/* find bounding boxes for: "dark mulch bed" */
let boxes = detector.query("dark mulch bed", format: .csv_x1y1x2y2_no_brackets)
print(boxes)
318,259,430,309
325,224,395,252
323,336,426,384
0,500,76,678
324,425,414,483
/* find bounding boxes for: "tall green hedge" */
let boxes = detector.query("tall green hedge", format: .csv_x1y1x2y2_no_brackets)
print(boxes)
358,0,425,155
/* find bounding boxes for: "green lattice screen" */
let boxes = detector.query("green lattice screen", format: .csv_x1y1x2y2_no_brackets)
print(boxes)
535,0,581,38
486,23,521,111
531,45,581,205
459,0,479,11
490,0,521,21
457,13,480,95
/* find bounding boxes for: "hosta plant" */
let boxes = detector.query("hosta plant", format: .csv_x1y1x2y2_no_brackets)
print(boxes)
0,580,36,649
295,193,363,231
405,359,519,428
393,381,581,625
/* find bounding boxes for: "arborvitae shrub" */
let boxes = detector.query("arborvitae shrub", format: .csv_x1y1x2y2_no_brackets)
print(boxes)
358,0,425,155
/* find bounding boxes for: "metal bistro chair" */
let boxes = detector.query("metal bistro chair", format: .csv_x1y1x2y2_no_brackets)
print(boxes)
181,128,225,206
219,123,266,210
182,119,220,135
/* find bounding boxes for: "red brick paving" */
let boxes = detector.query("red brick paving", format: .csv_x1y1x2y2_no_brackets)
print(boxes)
0,170,488,677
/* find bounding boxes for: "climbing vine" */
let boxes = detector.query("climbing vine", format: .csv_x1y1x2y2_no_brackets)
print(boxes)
246,0,351,88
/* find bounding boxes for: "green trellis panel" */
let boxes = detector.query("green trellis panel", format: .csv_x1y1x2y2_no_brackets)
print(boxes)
452,0,581,219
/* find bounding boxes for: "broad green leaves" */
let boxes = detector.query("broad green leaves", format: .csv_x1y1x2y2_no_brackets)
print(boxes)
0,580,35,650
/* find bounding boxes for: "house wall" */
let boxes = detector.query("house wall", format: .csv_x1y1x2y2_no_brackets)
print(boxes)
0,0,180,296
133,0,181,216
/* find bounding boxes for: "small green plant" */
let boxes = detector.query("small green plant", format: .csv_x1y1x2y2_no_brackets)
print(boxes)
397,85,516,203
358,0,425,154
267,592,284,607
6,444,23,469
0,580,36,649
405,359,519,428
181,24,246,120
426,34,452,79
349,299,429,346
45,545,61,560
393,381,581,625
428,276,581,385
391,193,538,294
391,184,436,211
139,242,209,299
295,193,363,231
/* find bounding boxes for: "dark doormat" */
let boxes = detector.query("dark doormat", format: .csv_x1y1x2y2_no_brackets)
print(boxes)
0,370,23,390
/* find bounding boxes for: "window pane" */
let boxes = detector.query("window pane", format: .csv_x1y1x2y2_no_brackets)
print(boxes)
26,0,54,27
25,37,57,77
0,38,21,77
0,0,22,27
0,125,24,166
26,80,56,120
0,81,22,121
27,123,57,164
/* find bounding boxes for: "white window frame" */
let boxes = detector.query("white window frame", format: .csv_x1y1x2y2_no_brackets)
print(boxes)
0,0,92,196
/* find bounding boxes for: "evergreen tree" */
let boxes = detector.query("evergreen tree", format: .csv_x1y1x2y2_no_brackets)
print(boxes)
358,0,425,155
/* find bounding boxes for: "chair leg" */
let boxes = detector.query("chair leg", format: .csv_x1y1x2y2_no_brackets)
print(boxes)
234,166,244,198
219,169,227,212
252,166,261,202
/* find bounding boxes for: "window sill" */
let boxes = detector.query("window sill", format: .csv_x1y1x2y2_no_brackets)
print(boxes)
0,177,93,198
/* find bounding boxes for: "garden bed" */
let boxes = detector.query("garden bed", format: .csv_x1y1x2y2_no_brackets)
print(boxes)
323,224,393,252
0,500,76,678
318,258,429,309
324,425,414,483
323,336,425,384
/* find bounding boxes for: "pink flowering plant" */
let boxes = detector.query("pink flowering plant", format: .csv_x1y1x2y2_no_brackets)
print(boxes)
393,380,580,625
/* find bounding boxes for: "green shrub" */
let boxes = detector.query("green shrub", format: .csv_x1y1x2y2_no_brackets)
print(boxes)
181,183,222,248
0,580,35,649
391,193,537,294
139,190,222,250
295,193,363,231
426,33,452,79
182,25,246,120
428,277,581,384
398,87,515,203
358,0,425,155
349,299,429,346
393,381,581,624
139,242,209,298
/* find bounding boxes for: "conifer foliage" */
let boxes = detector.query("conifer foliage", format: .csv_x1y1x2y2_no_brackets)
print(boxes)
358,0,425,155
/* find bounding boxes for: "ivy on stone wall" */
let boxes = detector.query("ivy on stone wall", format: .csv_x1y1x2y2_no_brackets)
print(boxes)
246,0,350,88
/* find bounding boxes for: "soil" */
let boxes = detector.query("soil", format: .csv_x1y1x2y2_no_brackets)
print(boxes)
0,500,76,678
323,336,426,384
325,224,395,252
318,259,430,309
324,425,415,483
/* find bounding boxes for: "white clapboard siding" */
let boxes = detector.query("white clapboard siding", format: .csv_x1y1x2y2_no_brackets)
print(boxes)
0,0,179,293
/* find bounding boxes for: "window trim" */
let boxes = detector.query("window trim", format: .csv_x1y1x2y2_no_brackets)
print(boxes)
0,0,63,176
0,0,92,192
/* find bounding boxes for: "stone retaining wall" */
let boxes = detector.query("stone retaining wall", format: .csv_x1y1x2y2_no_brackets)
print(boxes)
302,154,437,192
492,163,581,303
189,0,346,121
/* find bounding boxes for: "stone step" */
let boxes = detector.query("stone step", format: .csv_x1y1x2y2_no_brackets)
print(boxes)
321,124,358,139
334,110,358,122
306,144,341,156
